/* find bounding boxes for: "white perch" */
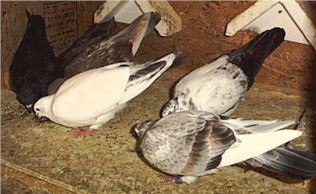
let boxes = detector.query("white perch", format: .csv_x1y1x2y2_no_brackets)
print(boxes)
226,0,316,50
94,0,182,37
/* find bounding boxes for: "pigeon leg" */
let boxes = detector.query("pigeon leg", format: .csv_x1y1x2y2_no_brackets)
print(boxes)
69,128,98,137
158,173,183,184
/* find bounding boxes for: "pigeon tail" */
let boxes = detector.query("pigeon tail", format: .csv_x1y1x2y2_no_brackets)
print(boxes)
121,52,184,103
129,52,184,80
219,129,301,168
57,17,117,70
248,147,316,179
169,53,187,69
228,27,285,88
144,12,161,37
110,12,161,56
221,119,296,134
60,12,160,84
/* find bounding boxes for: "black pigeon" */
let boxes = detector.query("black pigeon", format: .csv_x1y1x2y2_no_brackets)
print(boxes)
9,11,61,112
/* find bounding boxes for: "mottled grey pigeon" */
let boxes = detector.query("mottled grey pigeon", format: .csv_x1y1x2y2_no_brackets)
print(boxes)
135,111,316,184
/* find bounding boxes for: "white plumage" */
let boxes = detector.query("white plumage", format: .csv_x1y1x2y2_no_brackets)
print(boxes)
162,27,286,117
34,52,182,129
169,55,248,116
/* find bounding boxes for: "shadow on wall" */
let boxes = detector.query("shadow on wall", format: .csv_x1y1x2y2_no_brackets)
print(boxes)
309,53,316,193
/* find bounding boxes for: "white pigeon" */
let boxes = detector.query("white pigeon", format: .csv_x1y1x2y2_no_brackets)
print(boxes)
134,110,316,184
34,52,183,130
162,27,285,117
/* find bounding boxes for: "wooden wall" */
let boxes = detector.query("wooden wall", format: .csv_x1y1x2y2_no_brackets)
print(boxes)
1,1,103,88
1,1,315,93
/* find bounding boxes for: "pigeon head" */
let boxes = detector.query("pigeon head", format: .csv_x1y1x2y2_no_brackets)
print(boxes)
25,10,47,38
33,95,52,119
161,94,196,117
161,98,179,117
134,120,155,139
17,83,38,112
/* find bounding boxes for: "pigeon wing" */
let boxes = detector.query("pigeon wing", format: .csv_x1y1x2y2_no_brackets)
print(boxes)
51,64,131,122
219,130,301,168
176,56,248,116
64,12,160,78
141,111,236,176
178,117,237,176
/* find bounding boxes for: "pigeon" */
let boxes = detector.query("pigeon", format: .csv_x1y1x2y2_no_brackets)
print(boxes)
34,52,184,131
157,27,315,181
9,11,61,112
162,27,285,117
134,110,316,184
56,17,117,73
48,12,161,94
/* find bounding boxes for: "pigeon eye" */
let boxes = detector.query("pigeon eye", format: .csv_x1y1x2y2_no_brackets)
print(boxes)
35,108,40,111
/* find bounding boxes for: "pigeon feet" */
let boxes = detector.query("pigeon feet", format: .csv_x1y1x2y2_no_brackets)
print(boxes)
158,174,183,184
69,128,98,137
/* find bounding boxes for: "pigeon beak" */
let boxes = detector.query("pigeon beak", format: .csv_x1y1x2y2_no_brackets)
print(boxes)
34,112,42,119
34,113,48,122
26,104,33,113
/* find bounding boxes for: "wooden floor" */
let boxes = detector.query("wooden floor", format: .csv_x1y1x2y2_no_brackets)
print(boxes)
1,1,316,193
2,72,316,193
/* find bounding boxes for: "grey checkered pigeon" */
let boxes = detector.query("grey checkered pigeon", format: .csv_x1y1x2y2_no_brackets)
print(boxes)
134,111,316,184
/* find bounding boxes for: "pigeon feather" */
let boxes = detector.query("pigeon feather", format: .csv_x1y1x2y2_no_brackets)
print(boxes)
57,17,117,73
247,147,316,179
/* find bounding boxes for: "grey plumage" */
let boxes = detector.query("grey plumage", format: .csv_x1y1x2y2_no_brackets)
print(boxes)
57,17,117,74
223,118,316,180
247,147,316,179
135,111,302,184
48,12,161,94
